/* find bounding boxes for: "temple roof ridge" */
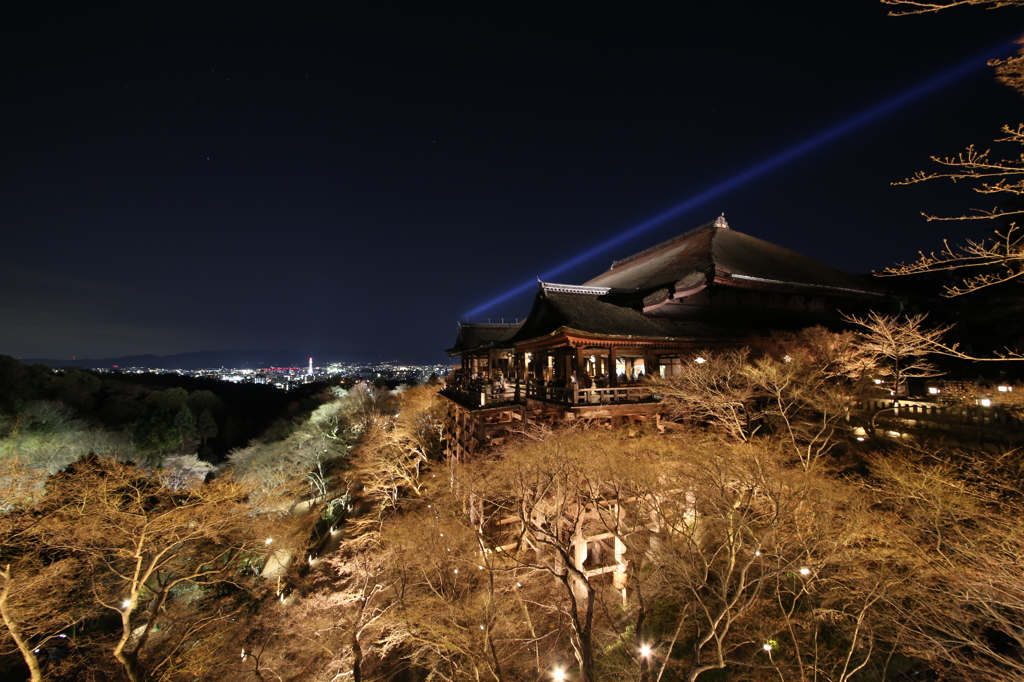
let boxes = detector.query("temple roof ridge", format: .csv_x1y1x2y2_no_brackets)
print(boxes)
584,215,885,297
608,218,719,271
457,320,520,328
539,281,612,296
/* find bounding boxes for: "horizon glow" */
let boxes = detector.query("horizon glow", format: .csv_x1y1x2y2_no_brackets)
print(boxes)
464,38,1020,320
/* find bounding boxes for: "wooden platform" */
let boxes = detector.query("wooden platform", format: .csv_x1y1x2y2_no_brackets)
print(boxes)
443,394,662,458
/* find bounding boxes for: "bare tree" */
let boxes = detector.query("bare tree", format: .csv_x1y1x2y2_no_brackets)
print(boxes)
353,416,429,515
650,348,760,441
879,0,1024,297
37,456,262,682
452,428,669,682
308,401,348,441
0,553,91,682
637,437,877,682
371,495,550,682
866,447,1024,681
651,329,876,467
881,132,1024,296
843,312,952,393
343,382,397,434
748,328,875,471
226,543,395,682
882,0,1024,14
0,454,97,682
395,385,446,462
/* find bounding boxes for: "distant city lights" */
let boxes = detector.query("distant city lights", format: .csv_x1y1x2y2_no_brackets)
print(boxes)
85,360,450,391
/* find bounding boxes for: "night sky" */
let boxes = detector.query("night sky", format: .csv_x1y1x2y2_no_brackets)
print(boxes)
2,2,1022,365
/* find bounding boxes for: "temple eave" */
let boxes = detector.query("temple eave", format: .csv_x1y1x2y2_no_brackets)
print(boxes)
511,327,731,351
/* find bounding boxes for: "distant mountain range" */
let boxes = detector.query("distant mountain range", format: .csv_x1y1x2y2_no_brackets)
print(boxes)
16,349,428,370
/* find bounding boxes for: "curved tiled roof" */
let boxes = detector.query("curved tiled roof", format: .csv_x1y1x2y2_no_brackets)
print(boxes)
584,220,884,297
507,284,729,345
446,322,522,355
450,219,890,354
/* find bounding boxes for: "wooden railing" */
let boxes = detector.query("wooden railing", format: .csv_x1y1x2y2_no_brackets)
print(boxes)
444,381,652,409
442,386,517,408
525,380,651,405
864,398,1023,430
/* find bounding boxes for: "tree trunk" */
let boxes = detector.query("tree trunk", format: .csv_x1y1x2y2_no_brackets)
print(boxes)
114,647,144,682
351,629,362,682
0,566,44,682
114,609,146,682
558,567,595,682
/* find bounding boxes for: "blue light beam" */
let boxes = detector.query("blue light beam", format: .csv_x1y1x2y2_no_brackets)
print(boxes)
464,38,1019,320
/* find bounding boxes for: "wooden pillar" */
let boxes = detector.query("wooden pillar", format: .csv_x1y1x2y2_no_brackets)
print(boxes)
609,347,618,388
573,529,587,570
612,534,628,598
514,352,523,401
574,347,585,400
572,521,589,604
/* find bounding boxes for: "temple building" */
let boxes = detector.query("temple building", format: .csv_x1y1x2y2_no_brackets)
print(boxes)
443,216,889,458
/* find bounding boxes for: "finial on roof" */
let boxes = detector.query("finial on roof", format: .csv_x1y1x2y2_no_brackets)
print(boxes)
714,213,729,229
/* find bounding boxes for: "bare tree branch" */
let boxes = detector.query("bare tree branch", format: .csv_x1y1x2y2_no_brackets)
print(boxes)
881,0,1024,16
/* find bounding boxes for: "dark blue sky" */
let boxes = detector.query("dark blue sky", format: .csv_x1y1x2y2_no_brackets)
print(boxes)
2,2,1021,364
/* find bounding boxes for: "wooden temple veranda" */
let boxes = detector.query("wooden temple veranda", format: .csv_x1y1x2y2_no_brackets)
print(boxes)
442,216,889,460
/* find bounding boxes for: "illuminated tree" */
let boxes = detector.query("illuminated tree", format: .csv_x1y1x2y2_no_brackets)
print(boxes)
229,545,394,682
0,522,92,682
343,382,397,433
447,428,667,682
881,0,1024,16
748,327,875,470
651,329,877,468
37,456,262,682
374,502,537,682
879,0,1024,300
630,436,887,682
649,348,760,441
866,446,1024,681
843,312,950,393
133,391,185,457
881,132,1024,296
394,384,446,462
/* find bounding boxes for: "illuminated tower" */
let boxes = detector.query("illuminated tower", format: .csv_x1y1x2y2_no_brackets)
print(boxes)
308,357,313,377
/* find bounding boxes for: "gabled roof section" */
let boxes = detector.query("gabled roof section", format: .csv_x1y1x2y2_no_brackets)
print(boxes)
584,218,885,297
585,220,717,292
508,282,727,345
446,321,522,356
